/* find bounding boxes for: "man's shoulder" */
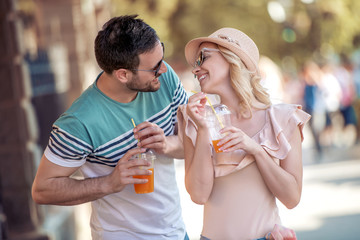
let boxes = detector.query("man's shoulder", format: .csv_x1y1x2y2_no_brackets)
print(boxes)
161,62,180,87
67,84,102,113
55,84,104,126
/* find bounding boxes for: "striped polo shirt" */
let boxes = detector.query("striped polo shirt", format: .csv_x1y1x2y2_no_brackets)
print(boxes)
44,62,189,239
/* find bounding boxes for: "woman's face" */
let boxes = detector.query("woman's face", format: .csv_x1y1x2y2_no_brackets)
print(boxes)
192,42,231,94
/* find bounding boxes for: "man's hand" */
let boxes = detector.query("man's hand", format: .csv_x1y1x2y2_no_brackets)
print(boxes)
133,121,168,154
133,121,184,159
107,147,152,193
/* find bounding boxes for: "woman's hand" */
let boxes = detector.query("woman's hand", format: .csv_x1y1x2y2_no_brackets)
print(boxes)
217,126,262,154
186,92,208,129
265,224,297,240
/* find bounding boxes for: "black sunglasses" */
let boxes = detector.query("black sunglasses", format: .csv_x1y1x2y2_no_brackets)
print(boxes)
132,42,165,78
194,48,220,68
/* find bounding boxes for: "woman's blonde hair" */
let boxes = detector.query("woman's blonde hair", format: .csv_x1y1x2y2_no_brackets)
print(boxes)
218,46,271,117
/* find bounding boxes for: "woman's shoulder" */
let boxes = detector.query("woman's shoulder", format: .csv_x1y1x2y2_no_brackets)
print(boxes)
266,103,310,123
268,103,301,112
259,103,310,157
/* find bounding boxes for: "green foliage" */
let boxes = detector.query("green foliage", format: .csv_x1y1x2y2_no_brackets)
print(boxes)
111,0,360,69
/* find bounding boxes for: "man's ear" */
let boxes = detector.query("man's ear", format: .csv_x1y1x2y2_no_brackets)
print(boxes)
114,69,130,83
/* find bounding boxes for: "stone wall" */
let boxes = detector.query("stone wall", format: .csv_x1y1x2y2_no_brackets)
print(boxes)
0,0,109,239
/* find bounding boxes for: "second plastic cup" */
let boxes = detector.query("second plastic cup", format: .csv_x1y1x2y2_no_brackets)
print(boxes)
206,104,232,153
132,150,155,194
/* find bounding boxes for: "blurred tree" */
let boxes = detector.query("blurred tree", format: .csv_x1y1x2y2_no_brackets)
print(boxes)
281,0,360,66
111,0,360,69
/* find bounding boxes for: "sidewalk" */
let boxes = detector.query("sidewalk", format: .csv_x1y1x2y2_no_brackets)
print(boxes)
281,155,360,239
290,142,360,239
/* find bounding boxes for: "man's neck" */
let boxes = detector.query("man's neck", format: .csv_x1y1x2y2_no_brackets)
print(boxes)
97,72,138,103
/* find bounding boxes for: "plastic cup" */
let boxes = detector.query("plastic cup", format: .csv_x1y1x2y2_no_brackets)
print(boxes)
206,104,232,153
131,150,155,194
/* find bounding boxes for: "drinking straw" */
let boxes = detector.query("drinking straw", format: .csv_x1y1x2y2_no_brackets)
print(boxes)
131,118,137,129
131,118,142,158
191,91,224,128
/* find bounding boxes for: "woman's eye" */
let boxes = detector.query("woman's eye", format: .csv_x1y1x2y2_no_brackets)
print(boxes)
202,54,210,63
195,51,211,67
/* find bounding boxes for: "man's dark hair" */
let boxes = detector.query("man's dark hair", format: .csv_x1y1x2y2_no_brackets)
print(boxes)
94,15,159,74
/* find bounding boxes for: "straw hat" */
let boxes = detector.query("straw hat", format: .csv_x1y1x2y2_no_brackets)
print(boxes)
184,28,260,75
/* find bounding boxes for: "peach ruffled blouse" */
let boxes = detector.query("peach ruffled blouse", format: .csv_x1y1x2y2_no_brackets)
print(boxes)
177,103,310,240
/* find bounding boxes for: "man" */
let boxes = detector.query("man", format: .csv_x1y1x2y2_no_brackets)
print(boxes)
32,15,189,240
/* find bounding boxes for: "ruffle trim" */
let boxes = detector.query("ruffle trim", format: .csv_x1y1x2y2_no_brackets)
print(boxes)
177,104,311,178
177,105,200,146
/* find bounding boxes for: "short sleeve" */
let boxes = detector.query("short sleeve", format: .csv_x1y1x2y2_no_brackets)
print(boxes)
256,104,311,160
177,104,199,146
45,114,93,167
161,62,188,126
211,104,310,177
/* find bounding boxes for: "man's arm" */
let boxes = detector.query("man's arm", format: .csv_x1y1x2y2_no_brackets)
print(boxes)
32,148,151,206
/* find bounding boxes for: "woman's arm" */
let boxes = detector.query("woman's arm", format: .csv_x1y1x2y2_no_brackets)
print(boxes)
253,128,303,209
181,92,215,204
183,127,214,205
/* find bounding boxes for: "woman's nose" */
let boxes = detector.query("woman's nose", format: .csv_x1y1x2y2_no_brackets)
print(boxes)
192,66,200,75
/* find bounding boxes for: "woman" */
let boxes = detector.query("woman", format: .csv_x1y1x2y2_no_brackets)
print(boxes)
177,28,310,240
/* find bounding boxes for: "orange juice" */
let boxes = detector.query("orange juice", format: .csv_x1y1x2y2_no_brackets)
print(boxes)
133,168,154,194
212,139,233,153
212,139,223,153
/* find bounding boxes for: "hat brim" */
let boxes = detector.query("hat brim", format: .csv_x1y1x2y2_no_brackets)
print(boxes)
184,37,259,74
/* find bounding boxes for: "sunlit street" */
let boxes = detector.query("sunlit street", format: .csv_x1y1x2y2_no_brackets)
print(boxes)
2,0,360,239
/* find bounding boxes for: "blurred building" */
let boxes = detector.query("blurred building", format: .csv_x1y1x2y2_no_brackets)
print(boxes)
0,0,110,239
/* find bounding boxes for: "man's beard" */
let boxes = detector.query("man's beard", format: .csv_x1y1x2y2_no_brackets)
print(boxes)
126,75,161,92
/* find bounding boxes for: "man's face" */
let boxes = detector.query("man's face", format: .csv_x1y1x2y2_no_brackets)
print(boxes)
127,42,167,92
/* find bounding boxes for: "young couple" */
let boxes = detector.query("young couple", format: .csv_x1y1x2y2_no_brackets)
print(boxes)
32,15,309,240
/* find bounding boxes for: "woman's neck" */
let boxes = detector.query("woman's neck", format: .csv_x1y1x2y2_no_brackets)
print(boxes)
219,90,267,118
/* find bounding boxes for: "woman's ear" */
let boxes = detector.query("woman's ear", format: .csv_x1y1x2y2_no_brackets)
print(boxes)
114,69,130,83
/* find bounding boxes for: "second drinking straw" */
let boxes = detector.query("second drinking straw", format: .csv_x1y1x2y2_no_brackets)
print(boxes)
191,91,224,128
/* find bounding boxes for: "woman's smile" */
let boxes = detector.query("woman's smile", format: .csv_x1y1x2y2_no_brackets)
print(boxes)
198,74,207,82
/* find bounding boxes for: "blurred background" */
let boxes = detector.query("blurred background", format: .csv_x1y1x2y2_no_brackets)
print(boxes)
1,0,360,239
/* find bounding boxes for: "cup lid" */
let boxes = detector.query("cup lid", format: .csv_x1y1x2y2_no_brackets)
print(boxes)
214,104,231,115
131,149,156,160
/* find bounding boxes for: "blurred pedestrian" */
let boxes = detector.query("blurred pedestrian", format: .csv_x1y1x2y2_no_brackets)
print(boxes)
300,61,324,153
318,63,342,146
333,54,358,146
178,28,310,240
351,34,360,141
